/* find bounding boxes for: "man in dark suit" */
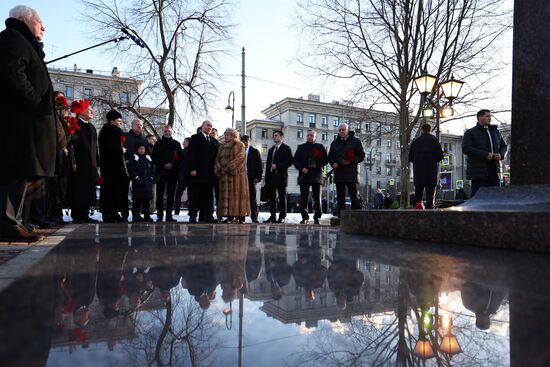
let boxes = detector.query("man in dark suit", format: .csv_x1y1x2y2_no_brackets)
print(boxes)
264,130,293,223
408,123,444,209
241,135,262,223
293,130,328,224
187,120,219,223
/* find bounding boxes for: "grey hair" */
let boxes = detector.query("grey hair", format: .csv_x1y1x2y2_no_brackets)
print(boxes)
131,119,143,126
338,122,349,129
9,5,35,20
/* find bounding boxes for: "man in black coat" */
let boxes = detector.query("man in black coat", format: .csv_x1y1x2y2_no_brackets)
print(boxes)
462,109,507,197
187,120,219,223
328,123,365,217
408,123,443,209
264,130,293,223
0,6,56,241
152,125,182,222
241,135,262,223
293,129,328,224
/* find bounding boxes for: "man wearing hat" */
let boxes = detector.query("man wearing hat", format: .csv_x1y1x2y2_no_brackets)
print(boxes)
241,135,262,223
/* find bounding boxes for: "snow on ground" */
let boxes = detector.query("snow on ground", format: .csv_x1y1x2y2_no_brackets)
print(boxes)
63,210,335,225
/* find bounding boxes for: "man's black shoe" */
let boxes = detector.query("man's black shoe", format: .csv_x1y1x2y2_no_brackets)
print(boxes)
189,217,197,223
165,217,177,222
314,219,321,225
276,218,285,223
263,217,276,223
299,219,309,224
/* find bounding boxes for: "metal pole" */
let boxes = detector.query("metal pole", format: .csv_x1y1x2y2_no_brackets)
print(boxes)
238,290,244,367
241,47,246,135
231,92,235,130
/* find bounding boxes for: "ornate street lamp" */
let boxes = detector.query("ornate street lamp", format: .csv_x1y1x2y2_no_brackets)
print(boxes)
414,72,465,141
438,314,462,355
225,91,235,129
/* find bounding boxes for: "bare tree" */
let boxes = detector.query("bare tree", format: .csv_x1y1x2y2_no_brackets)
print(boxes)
82,0,233,133
296,0,511,206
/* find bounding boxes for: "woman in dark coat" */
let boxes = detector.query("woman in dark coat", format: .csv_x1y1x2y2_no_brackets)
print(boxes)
98,110,129,222
128,142,155,222
67,99,98,223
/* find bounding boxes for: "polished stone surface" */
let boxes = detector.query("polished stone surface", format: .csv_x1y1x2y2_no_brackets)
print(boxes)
1,223,550,366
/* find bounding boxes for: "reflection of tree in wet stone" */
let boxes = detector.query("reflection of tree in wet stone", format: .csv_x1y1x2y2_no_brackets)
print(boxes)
112,287,220,367
288,268,509,367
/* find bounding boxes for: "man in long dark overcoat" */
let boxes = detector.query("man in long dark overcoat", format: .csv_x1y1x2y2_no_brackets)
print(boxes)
264,130,293,223
408,123,444,209
0,6,56,241
187,120,219,223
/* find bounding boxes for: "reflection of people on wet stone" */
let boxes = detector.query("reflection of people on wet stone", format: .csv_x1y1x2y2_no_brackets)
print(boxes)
327,245,364,310
96,240,128,319
292,237,327,301
408,123,444,209
0,5,57,242
214,226,249,303
243,243,262,293
181,260,218,310
265,246,292,300
150,257,181,304
462,109,507,197
461,281,506,330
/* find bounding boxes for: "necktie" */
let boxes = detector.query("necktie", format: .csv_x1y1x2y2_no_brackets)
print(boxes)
206,135,210,144
274,146,279,157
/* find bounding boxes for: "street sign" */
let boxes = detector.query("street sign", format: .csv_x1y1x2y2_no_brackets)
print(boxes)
440,172,452,190
389,178,395,186
442,155,450,166
456,179,464,189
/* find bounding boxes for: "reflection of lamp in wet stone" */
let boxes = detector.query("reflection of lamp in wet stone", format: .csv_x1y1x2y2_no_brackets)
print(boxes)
438,313,462,355
413,336,435,359
223,303,232,330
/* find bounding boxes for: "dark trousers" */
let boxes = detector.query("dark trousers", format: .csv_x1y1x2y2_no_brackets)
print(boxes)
335,182,360,217
414,185,436,209
121,179,130,219
471,163,501,197
248,181,258,221
0,178,28,226
174,181,187,211
156,174,177,220
71,207,90,220
132,199,151,217
299,183,322,220
267,185,287,219
189,182,214,221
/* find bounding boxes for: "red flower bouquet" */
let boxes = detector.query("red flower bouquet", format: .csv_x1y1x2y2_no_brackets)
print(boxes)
120,135,126,144
55,95,68,110
173,152,181,161
96,176,105,185
344,148,355,162
63,116,80,135
311,147,324,160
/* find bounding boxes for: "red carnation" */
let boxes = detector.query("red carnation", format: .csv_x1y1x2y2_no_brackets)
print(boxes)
173,152,180,161
55,95,69,108
120,135,126,144
344,148,355,162
96,176,104,185
70,99,91,115
311,147,324,160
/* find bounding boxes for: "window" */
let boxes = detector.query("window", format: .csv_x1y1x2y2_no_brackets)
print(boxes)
376,139,382,146
355,122,361,134
376,122,382,133
322,132,327,141
333,117,339,128
376,166,382,175
261,144,268,155
366,151,372,162
261,129,268,139
322,116,328,125
296,113,303,124
83,87,93,99
365,122,370,131
387,139,392,148
375,152,381,162
386,153,392,163
449,143,453,151
376,180,381,188
297,129,303,139
64,85,73,98
333,134,338,140
120,91,129,104
308,114,315,124
397,169,401,176
295,297,302,310
344,119,349,125
443,143,449,152
386,167,392,176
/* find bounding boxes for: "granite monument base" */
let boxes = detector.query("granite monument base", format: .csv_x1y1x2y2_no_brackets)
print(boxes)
341,185,550,253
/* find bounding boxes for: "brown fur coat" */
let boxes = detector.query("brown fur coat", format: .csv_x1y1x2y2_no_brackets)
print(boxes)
214,140,250,217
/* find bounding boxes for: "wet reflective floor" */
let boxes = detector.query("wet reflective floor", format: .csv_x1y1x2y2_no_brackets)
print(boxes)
1,224,550,367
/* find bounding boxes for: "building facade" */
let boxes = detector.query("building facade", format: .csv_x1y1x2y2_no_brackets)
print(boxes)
49,65,167,135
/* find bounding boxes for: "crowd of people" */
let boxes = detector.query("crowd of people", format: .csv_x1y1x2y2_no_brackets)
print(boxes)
0,5,508,243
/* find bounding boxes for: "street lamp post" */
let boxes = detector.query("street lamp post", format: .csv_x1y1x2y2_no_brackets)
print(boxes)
414,73,464,141
225,91,235,129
